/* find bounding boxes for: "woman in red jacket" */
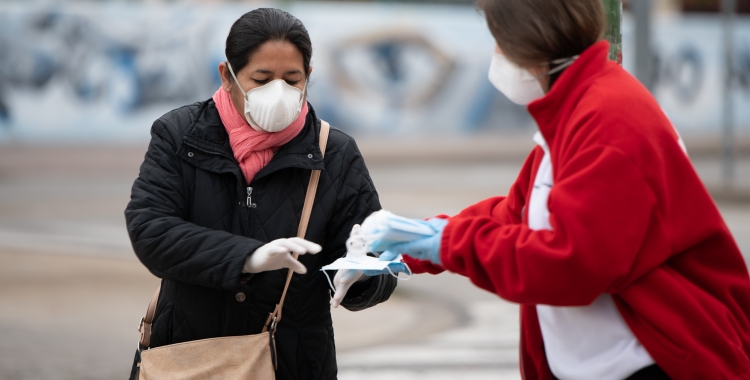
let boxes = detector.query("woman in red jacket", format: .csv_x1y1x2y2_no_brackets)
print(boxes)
376,0,750,378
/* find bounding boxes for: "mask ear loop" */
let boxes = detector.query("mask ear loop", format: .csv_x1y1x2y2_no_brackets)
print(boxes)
322,270,337,293
531,55,580,80
299,78,309,112
225,62,248,97
385,261,412,281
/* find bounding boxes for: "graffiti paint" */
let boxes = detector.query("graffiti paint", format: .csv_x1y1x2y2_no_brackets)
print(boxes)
0,3,747,143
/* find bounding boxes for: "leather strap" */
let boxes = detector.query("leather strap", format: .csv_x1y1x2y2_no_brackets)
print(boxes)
139,120,331,348
270,121,330,328
138,287,160,348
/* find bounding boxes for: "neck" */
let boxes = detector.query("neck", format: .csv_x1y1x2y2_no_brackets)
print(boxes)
530,65,551,94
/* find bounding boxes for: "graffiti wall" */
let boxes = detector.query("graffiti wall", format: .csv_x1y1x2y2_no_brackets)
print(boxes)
0,2,748,143
621,14,750,132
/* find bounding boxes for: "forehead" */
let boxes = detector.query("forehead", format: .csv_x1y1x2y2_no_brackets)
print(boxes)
242,40,305,74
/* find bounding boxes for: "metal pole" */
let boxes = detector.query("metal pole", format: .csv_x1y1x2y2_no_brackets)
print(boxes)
722,0,736,190
602,0,623,64
633,0,652,90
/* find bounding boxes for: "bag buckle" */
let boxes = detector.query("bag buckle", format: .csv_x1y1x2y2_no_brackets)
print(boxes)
270,316,278,332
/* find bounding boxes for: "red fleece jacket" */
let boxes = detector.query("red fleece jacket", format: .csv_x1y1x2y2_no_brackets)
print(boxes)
405,41,750,379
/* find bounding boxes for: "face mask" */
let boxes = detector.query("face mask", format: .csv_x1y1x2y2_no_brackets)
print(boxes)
226,62,307,132
488,52,578,105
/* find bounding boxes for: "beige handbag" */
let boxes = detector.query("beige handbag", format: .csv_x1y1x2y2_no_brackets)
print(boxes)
135,121,331,380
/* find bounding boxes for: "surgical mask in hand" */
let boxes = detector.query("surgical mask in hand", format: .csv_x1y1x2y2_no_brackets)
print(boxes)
226,62,306,132
321,224,411,275
360,210,439,252
321,224,411,293
488,52,578,105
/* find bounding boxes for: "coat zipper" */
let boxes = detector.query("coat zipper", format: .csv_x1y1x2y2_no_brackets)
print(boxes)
246,187,253,208
241,186,253,237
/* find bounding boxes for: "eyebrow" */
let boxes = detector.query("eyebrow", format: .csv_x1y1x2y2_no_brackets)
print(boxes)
253,69,303,75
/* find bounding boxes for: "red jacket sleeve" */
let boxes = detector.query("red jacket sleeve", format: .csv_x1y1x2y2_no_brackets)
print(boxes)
403,256,445,274
440,146,657,306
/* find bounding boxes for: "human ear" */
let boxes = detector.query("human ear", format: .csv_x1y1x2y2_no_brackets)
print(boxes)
218,62,233,93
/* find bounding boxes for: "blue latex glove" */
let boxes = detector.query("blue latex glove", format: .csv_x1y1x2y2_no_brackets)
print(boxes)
362,262,410,277
379,218,448,264
363,210,441,252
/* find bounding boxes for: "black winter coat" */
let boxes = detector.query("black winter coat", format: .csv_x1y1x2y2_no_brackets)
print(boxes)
125,99,396,380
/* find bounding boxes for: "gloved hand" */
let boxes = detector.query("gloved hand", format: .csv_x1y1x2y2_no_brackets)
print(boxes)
243,237,321,274
330,268,367,308
379,218,448,265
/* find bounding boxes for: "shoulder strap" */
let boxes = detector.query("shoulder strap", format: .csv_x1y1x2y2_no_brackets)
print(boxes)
139,120,331,348
263,120,330,333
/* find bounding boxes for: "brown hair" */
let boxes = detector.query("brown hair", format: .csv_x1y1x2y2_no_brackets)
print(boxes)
477,0,604,68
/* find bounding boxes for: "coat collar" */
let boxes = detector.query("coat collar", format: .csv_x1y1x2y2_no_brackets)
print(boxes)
180,100,326,184
527,41,615,146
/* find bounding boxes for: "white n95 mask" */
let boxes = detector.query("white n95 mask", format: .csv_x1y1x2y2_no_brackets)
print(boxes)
488,52,579,105
488,52,545,105
226,62,306,132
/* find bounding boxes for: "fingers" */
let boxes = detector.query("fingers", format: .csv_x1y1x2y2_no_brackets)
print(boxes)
331,269,362,308
266,245,290,257
285,255,308,274
287,237,322,254
330,271,357,308
332,269,344,287
272,239,308,256
267,238,321,258
379,250,398,261
377,240,413,260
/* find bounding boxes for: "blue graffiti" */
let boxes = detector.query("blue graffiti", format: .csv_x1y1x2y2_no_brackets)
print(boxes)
0,9,218,124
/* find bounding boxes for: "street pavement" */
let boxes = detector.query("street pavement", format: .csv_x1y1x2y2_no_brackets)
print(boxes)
0,141,748,379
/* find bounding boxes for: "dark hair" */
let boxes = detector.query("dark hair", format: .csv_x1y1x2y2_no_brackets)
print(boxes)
476,0,604,68
225,8,312,77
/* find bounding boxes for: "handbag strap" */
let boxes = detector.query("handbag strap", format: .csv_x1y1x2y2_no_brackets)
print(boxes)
139,120,331,348
263,120,329,333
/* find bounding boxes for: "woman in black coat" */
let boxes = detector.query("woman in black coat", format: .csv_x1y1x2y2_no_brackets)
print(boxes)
125,8,396,380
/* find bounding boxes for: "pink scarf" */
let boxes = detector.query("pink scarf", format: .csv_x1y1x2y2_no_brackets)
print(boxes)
213,88,308,184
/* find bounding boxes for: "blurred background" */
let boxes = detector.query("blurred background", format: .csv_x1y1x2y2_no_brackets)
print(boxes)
0,0,748,379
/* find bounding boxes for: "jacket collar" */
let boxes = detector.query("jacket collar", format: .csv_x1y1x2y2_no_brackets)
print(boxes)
527,41,615,146
180,100,325,184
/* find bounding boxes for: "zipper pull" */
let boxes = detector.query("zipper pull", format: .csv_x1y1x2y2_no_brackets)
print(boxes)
246,187,253,208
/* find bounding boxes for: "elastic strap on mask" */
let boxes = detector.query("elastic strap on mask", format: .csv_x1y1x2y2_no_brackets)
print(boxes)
323,270,337,293
547,55,580,76
225,62,247,97
298,79,308,112
394,261,413,281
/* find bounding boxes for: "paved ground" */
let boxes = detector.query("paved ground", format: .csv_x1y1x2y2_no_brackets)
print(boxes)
0,140,748,379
